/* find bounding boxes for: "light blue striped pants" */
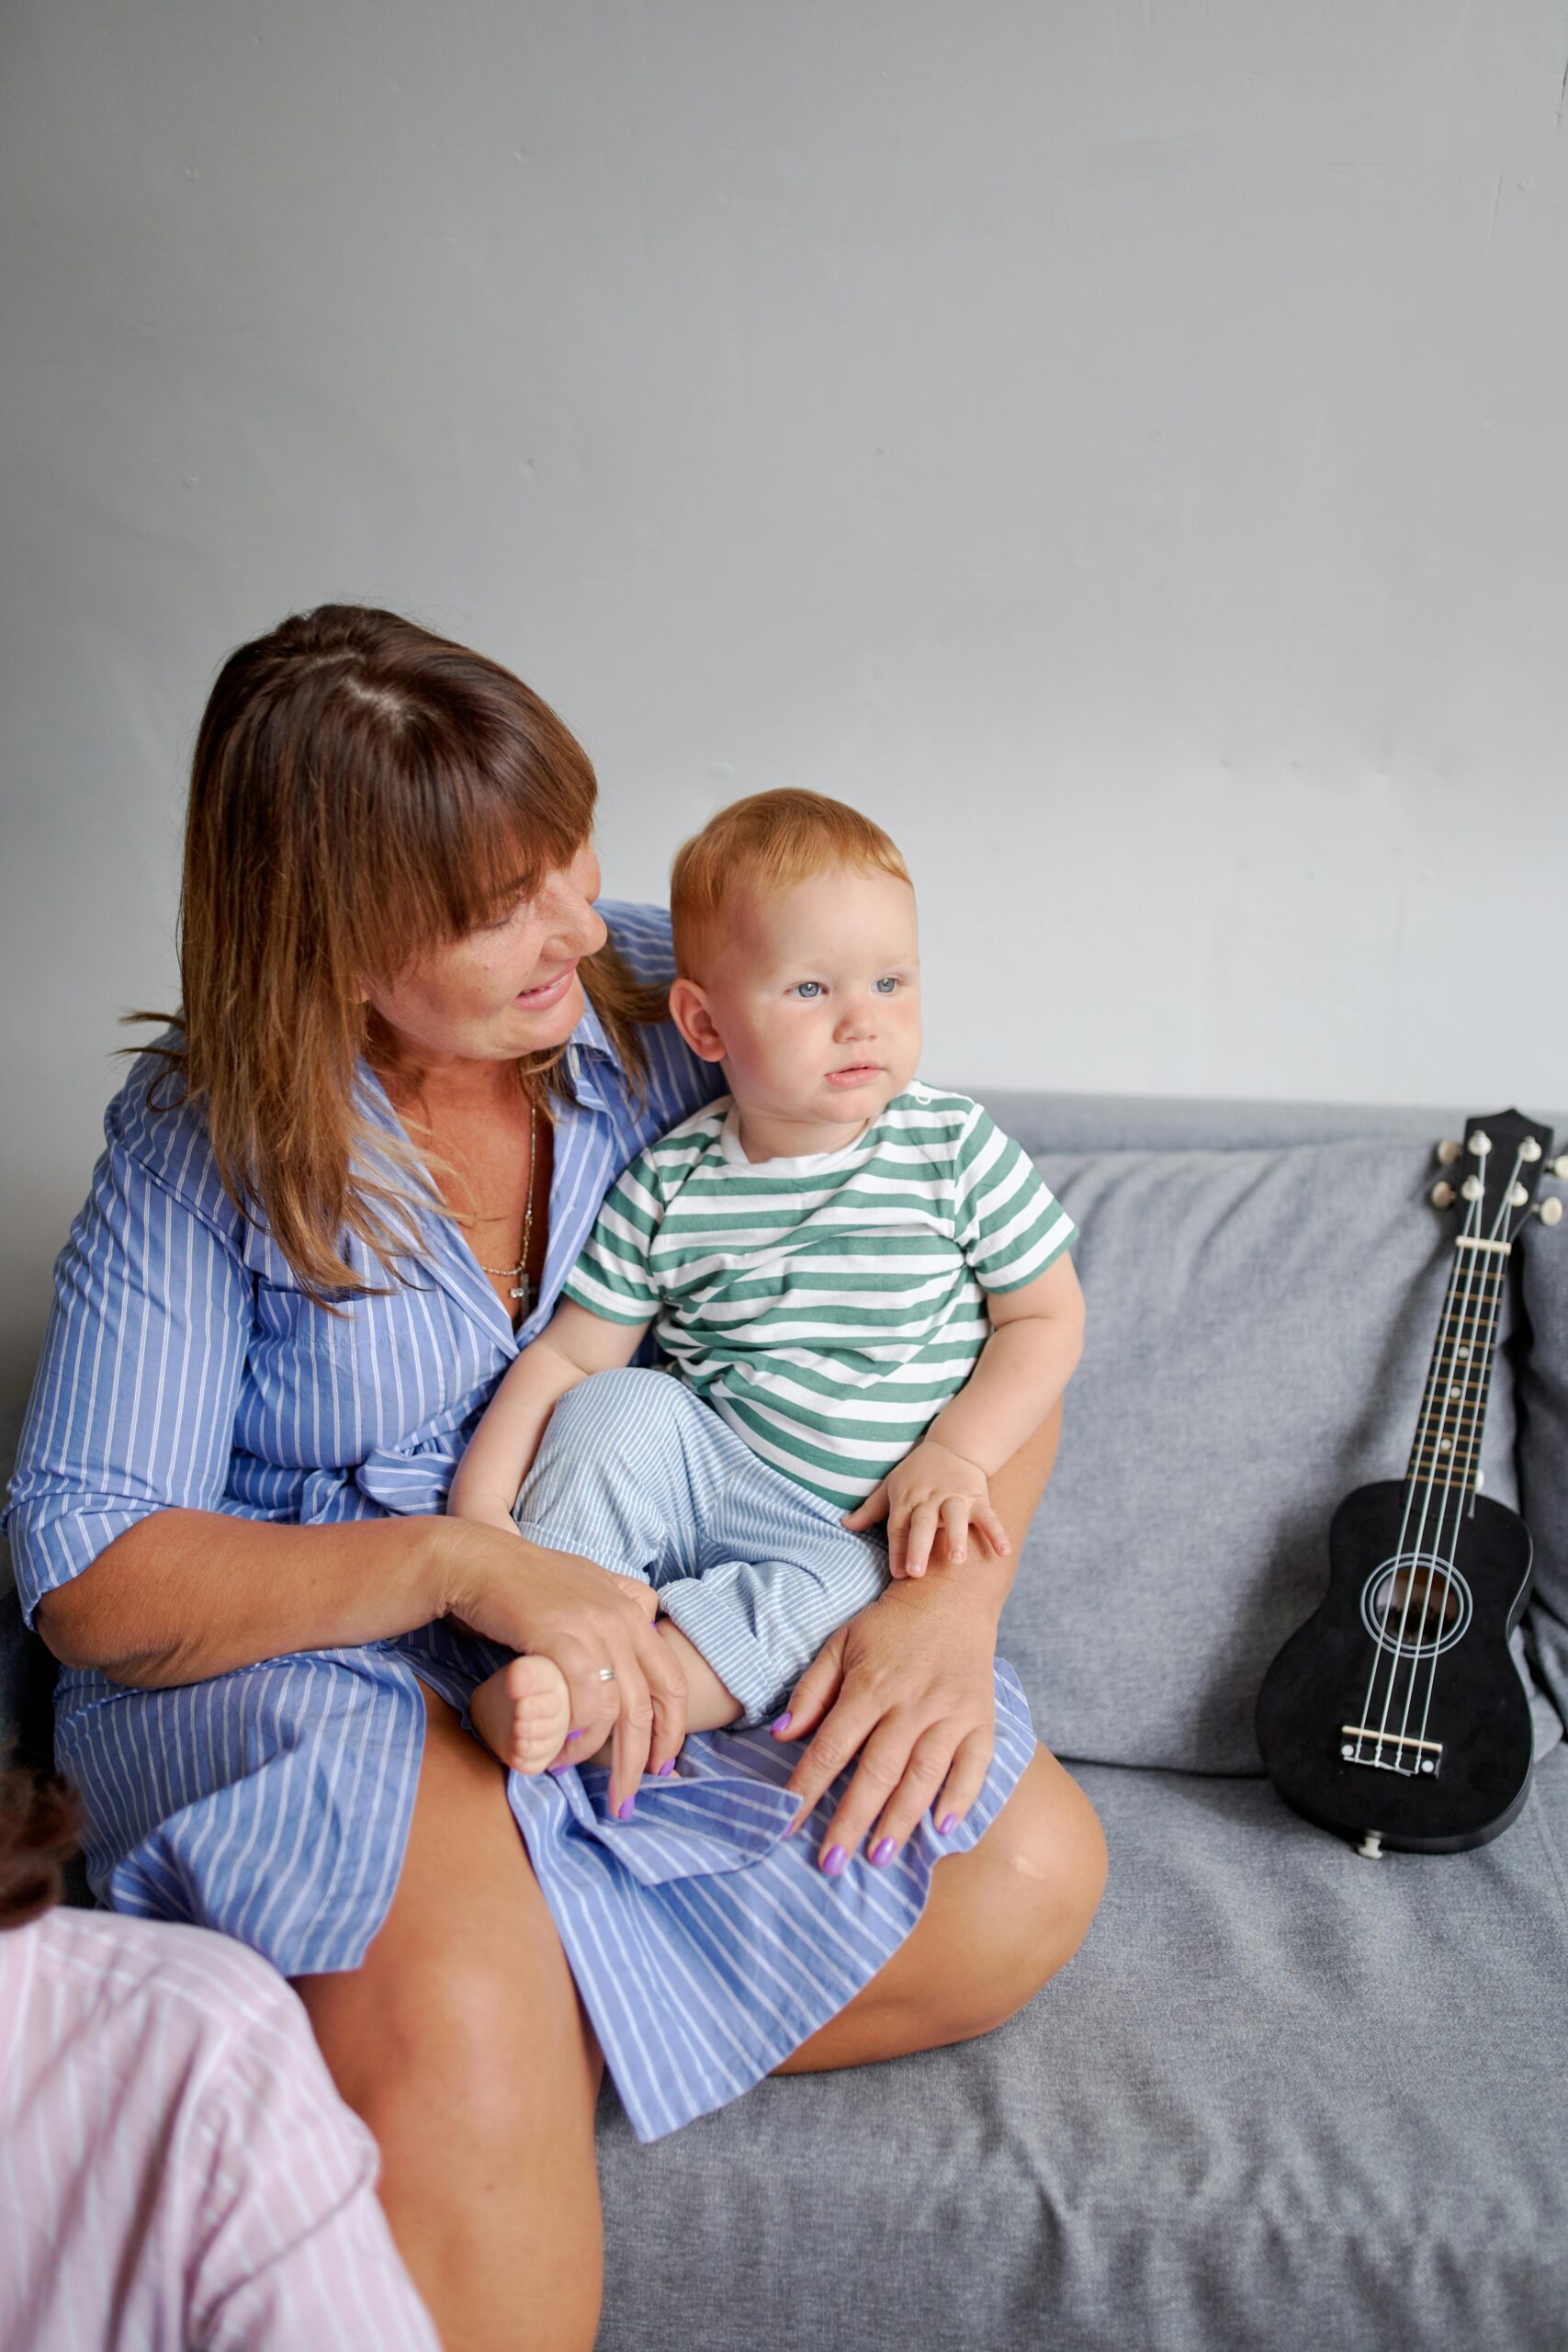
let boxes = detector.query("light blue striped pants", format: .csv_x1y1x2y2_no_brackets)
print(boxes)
512,1367,889,1725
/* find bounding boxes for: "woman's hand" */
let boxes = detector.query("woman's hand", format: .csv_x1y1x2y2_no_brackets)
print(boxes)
778,1402,1064,1871
439,1518,686,1817
774,1566,1002,1871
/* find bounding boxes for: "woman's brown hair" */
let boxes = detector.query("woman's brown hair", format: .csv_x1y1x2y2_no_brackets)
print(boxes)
137,605,666,1298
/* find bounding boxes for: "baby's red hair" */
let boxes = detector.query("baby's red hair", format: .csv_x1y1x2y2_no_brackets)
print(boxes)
671,789,910,979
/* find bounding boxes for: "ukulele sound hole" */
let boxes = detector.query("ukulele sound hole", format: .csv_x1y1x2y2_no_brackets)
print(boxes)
1361,1555,1471,1658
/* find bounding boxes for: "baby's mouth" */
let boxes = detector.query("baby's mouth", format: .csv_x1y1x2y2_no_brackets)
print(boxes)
826,1063,883,1087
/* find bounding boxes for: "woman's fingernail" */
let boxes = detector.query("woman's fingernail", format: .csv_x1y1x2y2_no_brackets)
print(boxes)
938,1812,958,1836
617,1797,636,1822
657,1758,676,1776
772,1709,793,1734
822,1844,848,1877
566,1728,585,1741
871,1837,897,1865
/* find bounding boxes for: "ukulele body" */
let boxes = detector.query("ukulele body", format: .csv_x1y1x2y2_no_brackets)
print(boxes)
1256,1479,1534,1854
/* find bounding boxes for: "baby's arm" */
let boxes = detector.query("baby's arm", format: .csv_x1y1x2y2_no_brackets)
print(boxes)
447,1301,652,1530
928,1251,1085,1477
845,1253,1085,1577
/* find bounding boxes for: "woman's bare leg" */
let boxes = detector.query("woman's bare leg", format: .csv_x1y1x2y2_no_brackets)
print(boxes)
295,1686,604,2352
776,1744,1105,2074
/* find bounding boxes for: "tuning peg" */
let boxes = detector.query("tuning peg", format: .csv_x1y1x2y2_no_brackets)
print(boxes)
1509,1182,1529,1207
1552,1156,1568,1181
1469,1130,1492,1157
1436,1139,1464,1165
1539,1197,1563,1227
1521,1137,1542,1161
1431,1181,1456,1208
1461,1175,1483,1201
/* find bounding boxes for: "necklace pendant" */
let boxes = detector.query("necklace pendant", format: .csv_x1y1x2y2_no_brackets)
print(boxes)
509,1278,532,1306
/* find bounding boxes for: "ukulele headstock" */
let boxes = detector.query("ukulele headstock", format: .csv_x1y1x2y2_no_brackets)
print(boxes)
1430,1109,1562,1242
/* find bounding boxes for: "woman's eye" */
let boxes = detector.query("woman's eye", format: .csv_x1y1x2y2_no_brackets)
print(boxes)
873,977,900,996
793,981,825,1001
477,898,525,935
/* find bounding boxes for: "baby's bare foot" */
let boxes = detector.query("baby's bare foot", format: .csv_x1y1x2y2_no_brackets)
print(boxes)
471,1656,573,1775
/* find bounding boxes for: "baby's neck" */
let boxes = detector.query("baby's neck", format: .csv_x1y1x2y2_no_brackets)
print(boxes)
728,1100,876,1164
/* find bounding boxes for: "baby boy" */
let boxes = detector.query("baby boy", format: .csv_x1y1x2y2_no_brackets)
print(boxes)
449,789,1085,1777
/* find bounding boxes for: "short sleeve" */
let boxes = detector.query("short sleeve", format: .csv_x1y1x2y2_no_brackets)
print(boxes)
561,1148,666,1326
4,1125,254,1623
952,1103,1078,1294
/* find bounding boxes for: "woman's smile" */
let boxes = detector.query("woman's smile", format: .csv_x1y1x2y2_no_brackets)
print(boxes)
513,962,579,1008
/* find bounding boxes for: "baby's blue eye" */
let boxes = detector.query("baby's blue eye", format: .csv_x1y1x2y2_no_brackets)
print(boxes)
794,981,824,1000
873,977,900,995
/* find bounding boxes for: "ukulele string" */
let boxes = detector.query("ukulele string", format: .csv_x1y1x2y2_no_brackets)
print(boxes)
1378,1184,1489,1752
1359,1176,1483,1761
1354,1185,1476,1758
1406,1141,1525,1761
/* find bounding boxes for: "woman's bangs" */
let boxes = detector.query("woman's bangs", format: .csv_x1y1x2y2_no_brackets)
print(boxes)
355,742,592,979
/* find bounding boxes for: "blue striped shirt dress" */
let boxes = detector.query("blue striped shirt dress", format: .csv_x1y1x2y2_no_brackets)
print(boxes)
5,904,1038,2142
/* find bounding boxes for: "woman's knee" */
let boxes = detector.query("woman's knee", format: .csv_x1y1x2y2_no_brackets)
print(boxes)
948,1750,1108,2035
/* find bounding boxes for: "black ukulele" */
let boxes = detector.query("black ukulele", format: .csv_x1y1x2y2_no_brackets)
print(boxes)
1257,1109,1563,1857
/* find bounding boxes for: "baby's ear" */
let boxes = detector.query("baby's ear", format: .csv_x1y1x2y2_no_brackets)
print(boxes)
668,977,727,1063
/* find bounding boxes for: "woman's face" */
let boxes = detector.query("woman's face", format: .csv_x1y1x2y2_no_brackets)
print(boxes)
366,840,608,1068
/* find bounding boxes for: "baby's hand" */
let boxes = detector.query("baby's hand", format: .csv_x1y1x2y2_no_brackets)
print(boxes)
841,1441,1011,1579
470,1655,575,1774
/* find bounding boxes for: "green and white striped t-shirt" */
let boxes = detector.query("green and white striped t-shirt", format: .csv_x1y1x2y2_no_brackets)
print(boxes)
562,1083,1077,1507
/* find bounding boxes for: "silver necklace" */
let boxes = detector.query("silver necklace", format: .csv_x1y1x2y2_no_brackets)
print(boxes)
475,1102,538,1307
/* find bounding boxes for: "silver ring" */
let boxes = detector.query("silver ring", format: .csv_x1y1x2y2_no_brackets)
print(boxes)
595,1666,616,1683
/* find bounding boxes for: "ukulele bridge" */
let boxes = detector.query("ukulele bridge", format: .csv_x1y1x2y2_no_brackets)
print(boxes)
1338,1724,1443,1776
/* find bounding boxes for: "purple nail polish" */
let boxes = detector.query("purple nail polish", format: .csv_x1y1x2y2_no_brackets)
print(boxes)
566,1729,585,1741
772,1709,794,1734
938,1811,958,1836
871,1837,897,1865
822,1844,848,1877
657,1758,676,1776
617,1797,636,1822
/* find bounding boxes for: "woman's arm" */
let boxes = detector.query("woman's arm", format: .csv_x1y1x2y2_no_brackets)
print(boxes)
36,1508,687,1819
447,1303,650,1530
775,1401,1061,1867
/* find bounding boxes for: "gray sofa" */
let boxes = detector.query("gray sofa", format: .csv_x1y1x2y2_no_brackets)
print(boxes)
6,1089,1567,2351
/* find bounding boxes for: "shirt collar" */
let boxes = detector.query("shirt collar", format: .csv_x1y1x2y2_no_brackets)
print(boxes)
569,989,621,1071
563,991,623,1112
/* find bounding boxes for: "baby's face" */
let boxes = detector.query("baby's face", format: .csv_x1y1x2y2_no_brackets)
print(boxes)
694,865,921,1134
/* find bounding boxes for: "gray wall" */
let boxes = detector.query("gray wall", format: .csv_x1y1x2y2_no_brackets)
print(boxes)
4,1,1568,1409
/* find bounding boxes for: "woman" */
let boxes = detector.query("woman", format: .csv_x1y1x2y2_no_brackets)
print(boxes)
7,606,1106,2352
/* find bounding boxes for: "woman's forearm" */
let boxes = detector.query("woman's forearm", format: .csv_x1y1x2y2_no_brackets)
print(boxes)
34,1508,457,1689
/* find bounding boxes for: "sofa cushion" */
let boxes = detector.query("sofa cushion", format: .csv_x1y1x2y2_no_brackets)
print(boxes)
994,1135,1546,1775
594,1748,1568,2352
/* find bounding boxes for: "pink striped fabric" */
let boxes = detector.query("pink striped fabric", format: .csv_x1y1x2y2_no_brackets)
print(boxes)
0,1908,439,2351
